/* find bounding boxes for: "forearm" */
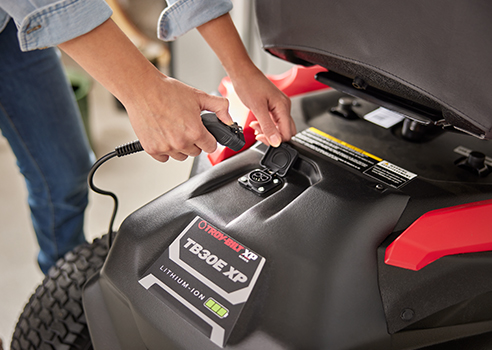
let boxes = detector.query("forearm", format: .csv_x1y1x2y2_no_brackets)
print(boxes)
197,13,257,80
58,18,161,107
197,14,295,145
58,18,231,162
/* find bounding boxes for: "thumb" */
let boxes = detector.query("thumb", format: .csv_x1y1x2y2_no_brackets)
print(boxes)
200,94,232,125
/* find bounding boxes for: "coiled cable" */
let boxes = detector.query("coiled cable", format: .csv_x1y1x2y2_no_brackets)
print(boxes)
88,140,144,247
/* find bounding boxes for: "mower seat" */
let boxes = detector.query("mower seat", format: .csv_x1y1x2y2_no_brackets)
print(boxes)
255,1,492,139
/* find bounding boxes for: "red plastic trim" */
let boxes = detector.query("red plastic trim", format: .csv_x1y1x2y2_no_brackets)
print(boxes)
208,65,329,165
385,199,492,271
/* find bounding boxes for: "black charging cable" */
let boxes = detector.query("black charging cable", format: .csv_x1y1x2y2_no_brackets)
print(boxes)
87,112,246,249
88,140,144,248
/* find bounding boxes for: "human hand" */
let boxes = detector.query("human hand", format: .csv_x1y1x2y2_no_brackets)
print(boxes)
124,73,231,162
230,66,296,147
58,19,232,163
197,14,295,147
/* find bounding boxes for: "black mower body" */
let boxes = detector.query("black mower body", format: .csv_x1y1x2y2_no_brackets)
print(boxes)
83,90,492,350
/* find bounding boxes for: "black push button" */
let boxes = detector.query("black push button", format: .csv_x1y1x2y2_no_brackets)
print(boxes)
455,151,491,177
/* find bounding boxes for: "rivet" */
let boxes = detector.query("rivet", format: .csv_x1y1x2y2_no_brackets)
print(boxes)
258,187,265,192
400,308,415,321
375,184,384,190
26,24,42,34
240,176,248,182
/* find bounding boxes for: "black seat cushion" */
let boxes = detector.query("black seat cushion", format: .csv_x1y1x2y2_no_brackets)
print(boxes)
255,0,492,139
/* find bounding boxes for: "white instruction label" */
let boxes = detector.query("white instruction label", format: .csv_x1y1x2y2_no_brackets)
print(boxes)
293,128,417,188
364,107,406,129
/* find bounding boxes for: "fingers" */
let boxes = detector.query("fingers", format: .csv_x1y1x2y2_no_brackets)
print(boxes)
152,154,170,163
146,147,201,163
272,99,296,141
144,128,215,162
193,126,218,155
126,80,229,162
290,118,297,136
250,121,270,145
249,101,296,147
232,73,295,147
166,143,204,161
250,109,297,147
251,106,283,147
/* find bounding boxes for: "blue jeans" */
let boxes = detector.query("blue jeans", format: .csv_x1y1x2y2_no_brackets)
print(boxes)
0,20,94,273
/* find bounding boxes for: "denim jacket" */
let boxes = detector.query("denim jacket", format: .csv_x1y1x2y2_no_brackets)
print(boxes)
0,0,113,51
0,0,232,51
158,0,233,41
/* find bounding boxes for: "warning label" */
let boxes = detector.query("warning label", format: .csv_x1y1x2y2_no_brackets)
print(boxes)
293,128,417,188
366,161,417,188
139,217,265,347
293,128,381,171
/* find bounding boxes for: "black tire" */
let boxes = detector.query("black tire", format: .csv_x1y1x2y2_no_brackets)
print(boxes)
11,236,109,350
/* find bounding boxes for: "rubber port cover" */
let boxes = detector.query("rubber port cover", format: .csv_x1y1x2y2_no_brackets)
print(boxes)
260,144,298,177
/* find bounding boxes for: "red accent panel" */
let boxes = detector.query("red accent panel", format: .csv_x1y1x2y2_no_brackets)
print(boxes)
208,65,329,165
385,199,492,271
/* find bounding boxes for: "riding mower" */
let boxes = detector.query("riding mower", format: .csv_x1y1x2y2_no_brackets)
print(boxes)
10,1,492,349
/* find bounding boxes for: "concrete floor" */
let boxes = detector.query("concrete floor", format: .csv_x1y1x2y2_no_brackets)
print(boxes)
0,77,194,346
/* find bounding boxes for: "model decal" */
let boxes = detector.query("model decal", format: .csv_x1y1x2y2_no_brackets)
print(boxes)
138,216,266,347
183,237,248,283
139,274,225,346
198,219,245,253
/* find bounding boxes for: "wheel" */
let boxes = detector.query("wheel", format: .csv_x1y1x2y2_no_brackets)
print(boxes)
11,236,109,350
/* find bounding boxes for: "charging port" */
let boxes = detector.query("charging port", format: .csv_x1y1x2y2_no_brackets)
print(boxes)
250,170,272,184
239,170,281,195
238,144,298,196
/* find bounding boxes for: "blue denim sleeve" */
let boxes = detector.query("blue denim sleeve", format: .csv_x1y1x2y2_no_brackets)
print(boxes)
0,9,9,32
0,0,113,51
158,0,233,41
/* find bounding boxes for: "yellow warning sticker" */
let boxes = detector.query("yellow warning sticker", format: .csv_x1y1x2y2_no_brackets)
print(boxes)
309,128,382,161
293,128,417,188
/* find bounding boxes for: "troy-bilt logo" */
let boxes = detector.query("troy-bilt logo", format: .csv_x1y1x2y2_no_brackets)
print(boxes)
198,220,244,253
239,249,258,263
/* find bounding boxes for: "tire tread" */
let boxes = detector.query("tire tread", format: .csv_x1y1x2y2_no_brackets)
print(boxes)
10,236,108,350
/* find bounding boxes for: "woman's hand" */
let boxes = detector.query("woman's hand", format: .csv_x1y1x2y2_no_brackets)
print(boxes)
230,65,296,147
124,73,231,162
198,14,296,148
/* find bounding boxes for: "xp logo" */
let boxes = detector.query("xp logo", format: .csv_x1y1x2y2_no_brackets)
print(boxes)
239,249,258,263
